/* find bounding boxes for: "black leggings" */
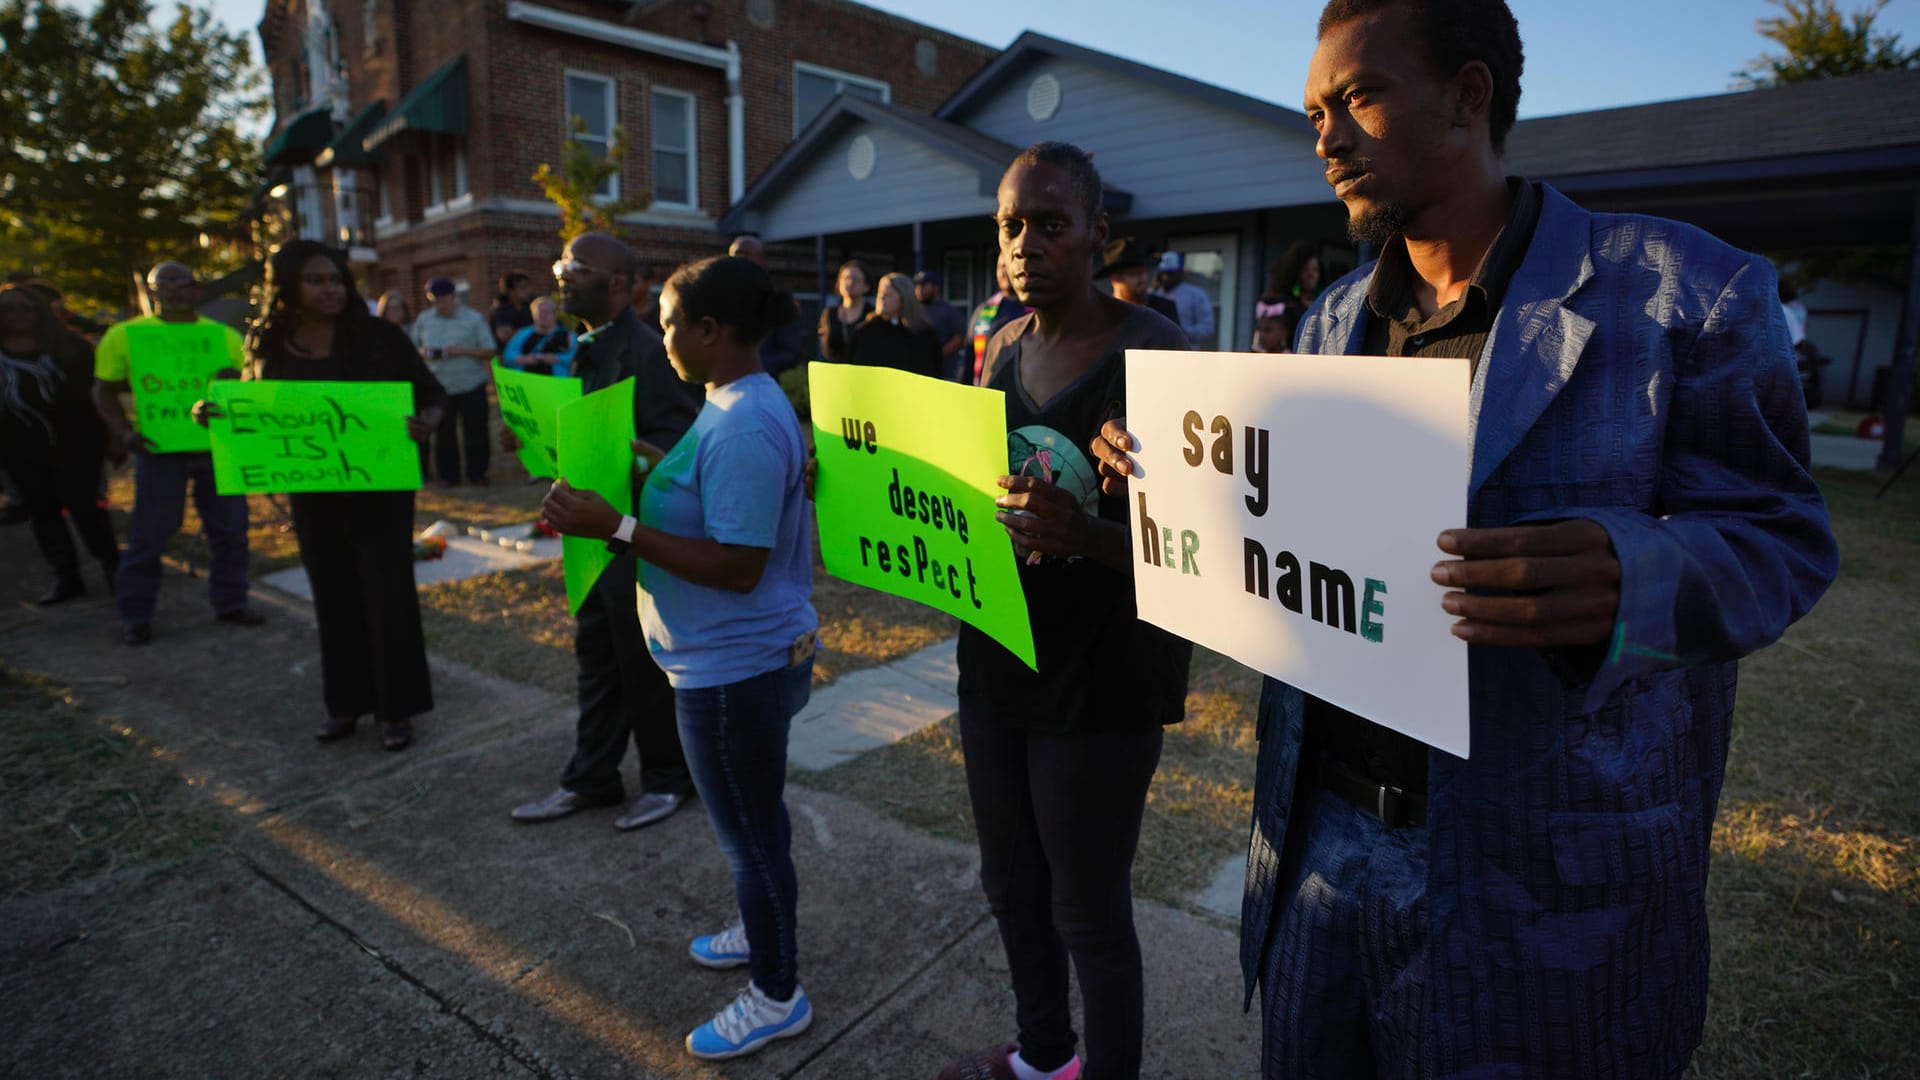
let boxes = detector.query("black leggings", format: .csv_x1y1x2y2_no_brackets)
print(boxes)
958,696,1163,1080
1,437,118,585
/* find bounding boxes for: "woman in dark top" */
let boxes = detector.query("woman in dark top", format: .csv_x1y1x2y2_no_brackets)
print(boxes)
215,241,446,751
1261,241,1322,324
0,284,118,605
940,144,1192,1080
814,259,873,362
846,271,943,379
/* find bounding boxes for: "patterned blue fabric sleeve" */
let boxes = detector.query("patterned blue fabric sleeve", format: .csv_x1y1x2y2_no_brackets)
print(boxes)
1549,255,1837,711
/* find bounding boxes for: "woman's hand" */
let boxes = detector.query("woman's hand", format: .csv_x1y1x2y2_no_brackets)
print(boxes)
995,474,1091,560
543,479,622,540
406,415,435,443
631,437,666,480
1091,418,1138,497
190,401,223,428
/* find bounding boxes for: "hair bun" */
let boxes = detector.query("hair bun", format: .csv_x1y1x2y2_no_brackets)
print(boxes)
758,288,798,336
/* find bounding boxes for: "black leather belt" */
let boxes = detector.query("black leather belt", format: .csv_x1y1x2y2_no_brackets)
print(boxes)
1311,756,1427,828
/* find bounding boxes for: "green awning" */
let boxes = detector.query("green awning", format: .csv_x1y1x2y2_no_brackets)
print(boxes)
315,100,389,169
364,56,467,152
263,106,334,166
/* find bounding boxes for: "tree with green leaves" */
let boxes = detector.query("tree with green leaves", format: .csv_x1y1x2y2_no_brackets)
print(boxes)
0,0,266,316
532,118,649,243
1736,0,1920,87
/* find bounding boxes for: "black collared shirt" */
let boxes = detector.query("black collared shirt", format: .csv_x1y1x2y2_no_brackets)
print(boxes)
572,306,702,452
1304,177,1543,793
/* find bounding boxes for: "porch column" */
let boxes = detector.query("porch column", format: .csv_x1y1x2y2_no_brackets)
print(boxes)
1878,190,1920,472
913,221,925,273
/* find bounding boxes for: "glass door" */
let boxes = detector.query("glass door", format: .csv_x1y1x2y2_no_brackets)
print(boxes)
1166,232,1238,351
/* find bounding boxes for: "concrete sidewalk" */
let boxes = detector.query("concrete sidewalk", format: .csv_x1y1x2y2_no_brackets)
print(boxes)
0,534,1258,1078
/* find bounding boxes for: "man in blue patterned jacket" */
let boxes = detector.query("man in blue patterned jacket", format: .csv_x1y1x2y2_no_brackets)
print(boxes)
1095,1,1837,1075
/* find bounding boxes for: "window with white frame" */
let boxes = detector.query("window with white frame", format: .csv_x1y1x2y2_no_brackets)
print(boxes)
650,88,696,208
427,145,444,208
423,136,470,216
943,250,975,313
451,143,468,199
793,62,888,134
565,71,618,199
375,166,392,224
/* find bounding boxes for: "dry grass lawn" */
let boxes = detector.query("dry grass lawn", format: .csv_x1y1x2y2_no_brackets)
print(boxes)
0,664,226,899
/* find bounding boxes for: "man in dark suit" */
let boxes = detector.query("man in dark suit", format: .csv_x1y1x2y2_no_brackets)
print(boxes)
1096,1,1836,1075
509,232,703,830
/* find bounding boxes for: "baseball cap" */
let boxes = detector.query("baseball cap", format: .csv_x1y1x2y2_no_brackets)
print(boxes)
912,270,941,286
426,277,456,297
1157,252,1185,272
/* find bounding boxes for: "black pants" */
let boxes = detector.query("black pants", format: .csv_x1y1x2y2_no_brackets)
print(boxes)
958,696,1164,1079
432,387,490,484
559,555,690,801
1,437,118,586
290,491,433,723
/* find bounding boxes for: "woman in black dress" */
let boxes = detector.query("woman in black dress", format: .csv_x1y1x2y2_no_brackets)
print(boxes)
215,241,446,750
940,143,1191,1080
847,271,943,379
0,284,118,604
814,259,873,362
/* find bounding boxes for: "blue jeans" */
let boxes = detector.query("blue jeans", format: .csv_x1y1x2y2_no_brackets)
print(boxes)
116,451,250,624
675,659,813,1001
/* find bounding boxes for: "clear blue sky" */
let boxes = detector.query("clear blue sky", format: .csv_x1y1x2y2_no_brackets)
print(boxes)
196,0,1920,119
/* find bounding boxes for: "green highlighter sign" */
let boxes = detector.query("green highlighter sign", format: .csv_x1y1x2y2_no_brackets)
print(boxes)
206,380,423,494
493,360,582,478
809,364,1036,669
554,377,635,616
126,323,231,453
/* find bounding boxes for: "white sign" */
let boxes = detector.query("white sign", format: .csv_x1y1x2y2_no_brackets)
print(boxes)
1125,350,1473,757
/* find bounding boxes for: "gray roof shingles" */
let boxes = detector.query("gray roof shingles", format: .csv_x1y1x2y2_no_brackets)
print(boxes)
1506,67,1920,177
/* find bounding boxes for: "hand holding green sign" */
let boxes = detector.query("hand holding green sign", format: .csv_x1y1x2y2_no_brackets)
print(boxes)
126,323,232,453
206,380,424,494
809,363,1036,669
554,377,636,615
493,360,582,478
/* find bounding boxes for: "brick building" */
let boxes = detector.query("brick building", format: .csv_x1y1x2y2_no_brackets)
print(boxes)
256,0,996,314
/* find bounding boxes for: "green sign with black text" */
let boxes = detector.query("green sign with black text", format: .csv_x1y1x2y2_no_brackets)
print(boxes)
206,380,422,494
126,323,232,452
809,364,1036,669
493,360,582,478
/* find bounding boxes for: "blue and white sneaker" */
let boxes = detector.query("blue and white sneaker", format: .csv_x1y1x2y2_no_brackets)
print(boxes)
685,981,812,1060
689,922,751,969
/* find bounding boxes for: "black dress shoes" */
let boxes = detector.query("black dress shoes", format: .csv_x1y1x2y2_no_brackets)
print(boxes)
36,578,85,606
315,716,358,742
216,608,268,627
123,623,153,646
510,788,608,823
